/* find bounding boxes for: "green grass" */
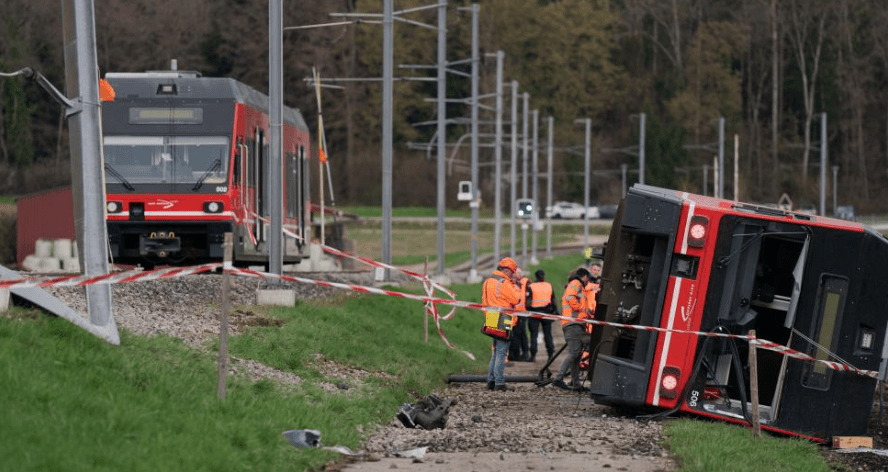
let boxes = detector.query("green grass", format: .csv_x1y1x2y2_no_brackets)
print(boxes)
663,419,831,472
337,206,488,219
0,281,495,472
347,219,610,267
0,251,838,472
0,196,14,204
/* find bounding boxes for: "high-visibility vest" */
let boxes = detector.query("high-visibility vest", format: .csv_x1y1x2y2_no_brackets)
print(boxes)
528,281,554,310
516,277,529,311
482,270,522,326
561,279,588,327
584,281,599,314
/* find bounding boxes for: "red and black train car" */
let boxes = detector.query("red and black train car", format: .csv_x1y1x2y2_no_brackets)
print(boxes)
101,69,311,268
590,184,888,441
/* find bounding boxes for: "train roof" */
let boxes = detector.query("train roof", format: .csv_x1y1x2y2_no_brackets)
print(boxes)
629,183,869,232
104,70,308,130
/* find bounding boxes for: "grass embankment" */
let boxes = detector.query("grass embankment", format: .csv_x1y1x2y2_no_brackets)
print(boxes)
1,253,832,471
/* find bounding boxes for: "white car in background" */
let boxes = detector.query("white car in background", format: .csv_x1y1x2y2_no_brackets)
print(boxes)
545,201,599,219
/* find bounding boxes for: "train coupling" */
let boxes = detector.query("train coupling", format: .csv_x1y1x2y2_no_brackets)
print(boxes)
139,231,181,259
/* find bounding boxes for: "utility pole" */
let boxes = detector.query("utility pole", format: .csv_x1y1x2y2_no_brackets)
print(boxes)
638,112,646,185
575,118,591,247
382,0,394,281
717,116,725,199
435,2,447,275
467,3,480,282
546,116,553,258
268,0,283,277
493,51,504,264
521,92,529,268
510,81,519,259
61,0,118,344
530,109,539,265
819,113,827,217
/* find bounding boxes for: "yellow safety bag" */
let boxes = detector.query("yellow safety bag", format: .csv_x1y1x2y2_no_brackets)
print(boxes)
481,310,513,340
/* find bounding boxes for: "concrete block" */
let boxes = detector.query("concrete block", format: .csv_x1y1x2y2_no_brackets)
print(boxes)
35,239,53,258
0,288,8,313
40,258,62,272
256,289,296,306
62,258,81,272
22,255,43,272
53,239,73,259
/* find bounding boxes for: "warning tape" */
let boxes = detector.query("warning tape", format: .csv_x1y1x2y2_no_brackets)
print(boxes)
0,263,220,289
0,257,878,379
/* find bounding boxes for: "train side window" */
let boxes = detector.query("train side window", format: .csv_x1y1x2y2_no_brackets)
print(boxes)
233,139,243,185
286,152,297,218
801,274,848,391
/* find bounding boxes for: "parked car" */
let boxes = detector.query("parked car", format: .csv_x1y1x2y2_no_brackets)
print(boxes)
545,201,598,219
835,205,857,221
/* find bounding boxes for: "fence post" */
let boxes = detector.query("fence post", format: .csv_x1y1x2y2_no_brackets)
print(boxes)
423,257,429,343
217,233,233,401
748,329,761,438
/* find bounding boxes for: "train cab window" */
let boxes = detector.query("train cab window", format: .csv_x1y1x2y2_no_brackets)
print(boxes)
103,135,229,186
801,275,848,391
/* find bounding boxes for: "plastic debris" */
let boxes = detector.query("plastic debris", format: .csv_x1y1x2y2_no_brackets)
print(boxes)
282,429,321,448
392,446,428,459
282,429,363,456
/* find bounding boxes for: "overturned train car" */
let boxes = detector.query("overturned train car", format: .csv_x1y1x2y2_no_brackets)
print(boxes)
589,184,888,441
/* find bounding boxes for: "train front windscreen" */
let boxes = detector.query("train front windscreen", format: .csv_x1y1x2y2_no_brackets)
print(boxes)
104,135,230,188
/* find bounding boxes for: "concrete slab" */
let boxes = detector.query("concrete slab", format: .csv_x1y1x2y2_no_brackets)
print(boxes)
0,288,8,312
256,289,296,306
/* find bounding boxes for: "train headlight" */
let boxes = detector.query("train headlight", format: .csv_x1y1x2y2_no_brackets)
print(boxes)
204,201,223,214
107,201,122,213
660,366,681,399
687,215,709,248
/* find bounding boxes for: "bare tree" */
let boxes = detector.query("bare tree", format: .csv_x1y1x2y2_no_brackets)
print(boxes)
785,0,831,185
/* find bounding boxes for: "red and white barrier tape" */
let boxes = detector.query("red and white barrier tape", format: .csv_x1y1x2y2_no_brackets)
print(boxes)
1,258,877,379
0,263,220,289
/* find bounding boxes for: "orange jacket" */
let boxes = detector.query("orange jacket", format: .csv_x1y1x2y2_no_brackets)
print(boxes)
583,281,599,314
528,281,556,314
516,277,530,311
482,270,523,325
561,278,589,327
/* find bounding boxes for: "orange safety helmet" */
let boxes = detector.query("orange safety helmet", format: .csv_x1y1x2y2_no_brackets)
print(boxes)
498,257,518,272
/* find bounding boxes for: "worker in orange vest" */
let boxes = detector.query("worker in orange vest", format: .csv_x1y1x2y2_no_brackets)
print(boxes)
527,269,557,362
482,257,523,392
552,267,593,390
582,263,602,334
509,274,531,361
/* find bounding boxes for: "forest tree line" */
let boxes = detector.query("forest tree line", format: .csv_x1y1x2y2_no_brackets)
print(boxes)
2,0,888,213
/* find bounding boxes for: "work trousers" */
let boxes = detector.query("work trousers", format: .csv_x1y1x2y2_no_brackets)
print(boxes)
528,317,554,359
556,323,586,385
509,316,529,359
487,337,511,386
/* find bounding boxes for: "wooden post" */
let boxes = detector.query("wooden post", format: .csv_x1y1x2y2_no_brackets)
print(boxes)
748,329,761,438
423,256,429,343
217,233,232,401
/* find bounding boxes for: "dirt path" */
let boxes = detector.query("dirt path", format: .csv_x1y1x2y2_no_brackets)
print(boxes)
336,332,675,472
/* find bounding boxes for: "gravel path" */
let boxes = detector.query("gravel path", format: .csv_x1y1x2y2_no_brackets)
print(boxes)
41,269,674,471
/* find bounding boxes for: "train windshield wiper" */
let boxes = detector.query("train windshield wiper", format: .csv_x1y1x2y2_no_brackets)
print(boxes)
192,159,221,191
104,163,134,191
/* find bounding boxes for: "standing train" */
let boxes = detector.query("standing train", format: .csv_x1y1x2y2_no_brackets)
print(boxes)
589,184,888,442
100,67,312,268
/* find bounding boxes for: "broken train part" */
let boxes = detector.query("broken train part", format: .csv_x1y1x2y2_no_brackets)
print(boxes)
396,394,456,430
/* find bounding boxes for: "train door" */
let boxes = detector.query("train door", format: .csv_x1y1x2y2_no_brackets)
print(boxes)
694,217,807,423
252,128,266,248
